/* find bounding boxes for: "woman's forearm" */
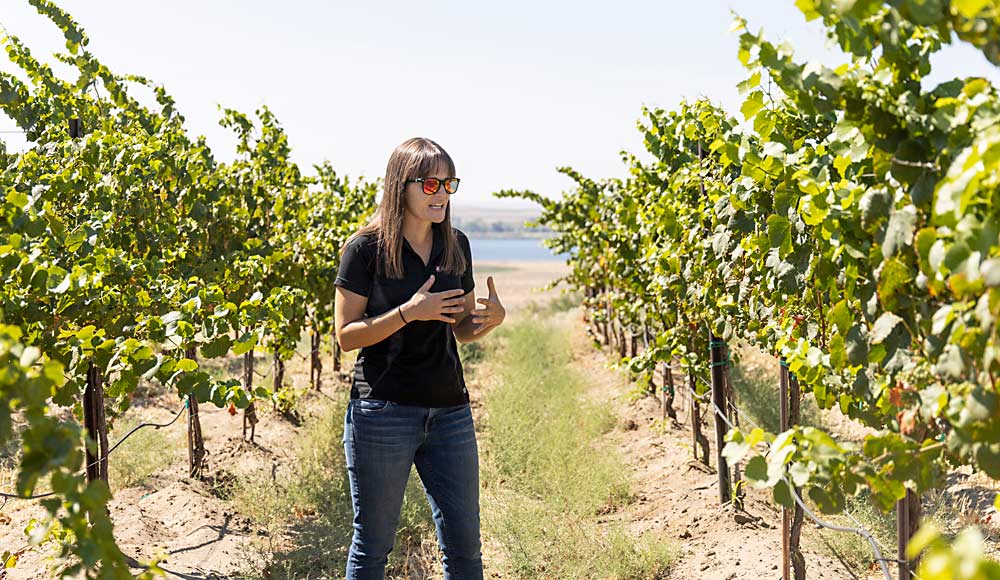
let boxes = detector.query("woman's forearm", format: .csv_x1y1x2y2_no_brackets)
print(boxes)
338,305,408,351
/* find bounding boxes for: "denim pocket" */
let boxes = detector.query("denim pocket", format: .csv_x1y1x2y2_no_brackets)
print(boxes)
354,398,391,412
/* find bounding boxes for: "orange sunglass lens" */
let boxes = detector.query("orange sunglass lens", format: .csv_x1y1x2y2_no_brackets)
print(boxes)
422,178,441,194
444,178,459,193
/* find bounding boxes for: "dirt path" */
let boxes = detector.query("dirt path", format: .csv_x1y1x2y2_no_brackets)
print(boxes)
557,309,878,580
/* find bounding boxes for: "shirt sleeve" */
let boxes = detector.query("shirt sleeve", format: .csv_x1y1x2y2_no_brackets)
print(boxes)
335,236,373,297
457,230,475,295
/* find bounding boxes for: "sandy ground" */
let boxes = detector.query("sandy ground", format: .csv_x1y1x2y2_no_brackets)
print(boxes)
472,260,573,312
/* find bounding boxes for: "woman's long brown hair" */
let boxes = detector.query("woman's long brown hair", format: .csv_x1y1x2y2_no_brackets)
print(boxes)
343,137,467,279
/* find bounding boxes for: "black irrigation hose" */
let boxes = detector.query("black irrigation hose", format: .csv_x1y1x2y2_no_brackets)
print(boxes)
0,396,189,502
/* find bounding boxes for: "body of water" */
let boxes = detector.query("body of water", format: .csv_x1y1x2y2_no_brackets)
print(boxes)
469,237,567,262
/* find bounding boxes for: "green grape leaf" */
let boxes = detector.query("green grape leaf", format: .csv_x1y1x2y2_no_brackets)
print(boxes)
232,332,258,356
745,455,768,482
741,91,765,120
882,208,916,259
845,325,869,366
767,215,793,256
773,479,794,509
953,0,990,17
201,334,232,359
871,312,903,344
878,258,912,306
831,300,853,335
175,358,198,373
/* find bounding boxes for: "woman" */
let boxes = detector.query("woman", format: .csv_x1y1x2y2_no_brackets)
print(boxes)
333,137,506,580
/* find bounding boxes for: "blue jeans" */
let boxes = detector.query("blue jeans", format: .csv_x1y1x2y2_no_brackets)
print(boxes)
342,398,484,580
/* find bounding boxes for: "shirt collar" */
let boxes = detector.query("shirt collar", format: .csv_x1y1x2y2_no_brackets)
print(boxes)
402,222,445,266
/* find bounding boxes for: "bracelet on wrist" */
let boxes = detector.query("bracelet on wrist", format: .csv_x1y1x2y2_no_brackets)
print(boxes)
398,305,408,324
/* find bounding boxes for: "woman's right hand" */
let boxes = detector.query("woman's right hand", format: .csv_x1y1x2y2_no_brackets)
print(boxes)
401,275,467,323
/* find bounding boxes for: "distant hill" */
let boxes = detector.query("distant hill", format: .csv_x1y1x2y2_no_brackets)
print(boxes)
452,205,552,239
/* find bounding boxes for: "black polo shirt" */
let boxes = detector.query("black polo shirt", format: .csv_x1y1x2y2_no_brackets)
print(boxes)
334,223,475,407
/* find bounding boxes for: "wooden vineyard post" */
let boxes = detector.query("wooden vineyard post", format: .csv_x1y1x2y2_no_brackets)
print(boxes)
897,490,921,579
710,336,731,504
688,367,710,465
723,350,743,505
689,368,699,461
332,336,341,374
687,141,712,467
583,286,597,342
609,309,617,352
644,323,657,398
788,372,805,580
779,359,790,580
311,327,322,391
606,300,615,351
74,118,111,487
627,326,640,384
779,360,805,580
243,348,258,443
602,285,611,346
272,353,285,411
329,296,341,376
662,363,677,423
607,311,614,350
611,307,625,360
185,347,206,479
83,361,109,484
593,290,601,345
617,318,627,359
611,314,618,353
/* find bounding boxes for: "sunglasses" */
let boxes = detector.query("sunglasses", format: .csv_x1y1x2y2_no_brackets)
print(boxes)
406,176,460,195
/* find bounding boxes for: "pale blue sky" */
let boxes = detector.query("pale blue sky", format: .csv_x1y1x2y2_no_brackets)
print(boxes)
2,1,998,209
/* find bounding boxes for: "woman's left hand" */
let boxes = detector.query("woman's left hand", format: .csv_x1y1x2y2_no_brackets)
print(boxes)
472,276,506,334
